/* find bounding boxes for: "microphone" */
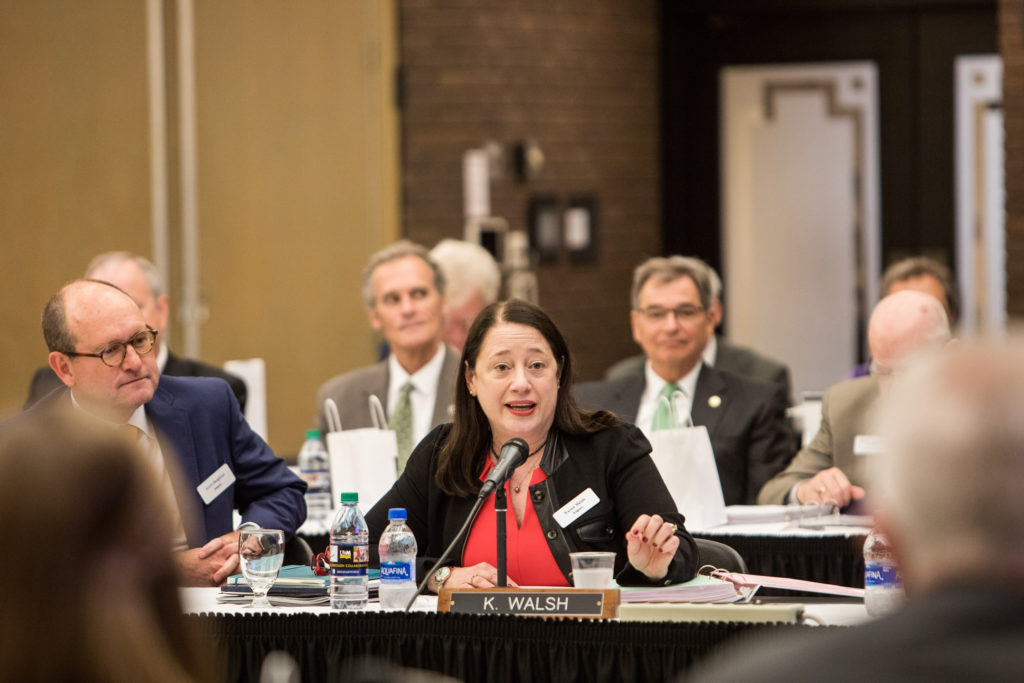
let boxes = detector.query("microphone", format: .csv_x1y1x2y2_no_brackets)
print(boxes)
403,436,529,610
478,438,529,498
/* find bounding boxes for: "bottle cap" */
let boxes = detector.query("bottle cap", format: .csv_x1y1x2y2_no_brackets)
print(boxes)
340,492,359,504
306,428,321,440
388,508,407,521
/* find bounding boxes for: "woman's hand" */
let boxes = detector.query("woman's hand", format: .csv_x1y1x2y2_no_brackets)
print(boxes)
626,514,680,581
430,562,520,591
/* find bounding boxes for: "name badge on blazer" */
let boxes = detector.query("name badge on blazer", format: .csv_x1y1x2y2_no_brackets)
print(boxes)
853,435,885,456
553,488,600,528
197,463,235,505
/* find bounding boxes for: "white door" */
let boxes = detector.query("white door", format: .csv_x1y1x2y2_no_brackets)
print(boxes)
721,62,881,400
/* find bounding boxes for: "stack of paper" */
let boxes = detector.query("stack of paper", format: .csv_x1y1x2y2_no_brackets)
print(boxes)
619,574,753,604
724,504,835,524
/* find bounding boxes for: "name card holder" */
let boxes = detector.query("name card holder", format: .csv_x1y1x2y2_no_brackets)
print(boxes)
437,587,619,619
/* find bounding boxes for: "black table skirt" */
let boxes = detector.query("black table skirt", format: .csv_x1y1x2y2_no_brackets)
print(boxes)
695,533,867,592
188,611,843,683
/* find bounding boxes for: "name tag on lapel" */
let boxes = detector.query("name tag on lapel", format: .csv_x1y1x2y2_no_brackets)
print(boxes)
197,463,235,505
853,435,885,456
553,488,600,528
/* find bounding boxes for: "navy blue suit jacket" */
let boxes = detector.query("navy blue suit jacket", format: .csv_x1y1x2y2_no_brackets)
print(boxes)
32,375,306,547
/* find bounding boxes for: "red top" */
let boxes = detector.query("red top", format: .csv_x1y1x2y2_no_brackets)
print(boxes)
462,459,569,587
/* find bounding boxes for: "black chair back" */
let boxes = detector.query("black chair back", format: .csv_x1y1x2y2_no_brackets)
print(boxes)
695,537,748,573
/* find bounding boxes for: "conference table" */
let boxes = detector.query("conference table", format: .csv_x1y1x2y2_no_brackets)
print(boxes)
182,589,869,683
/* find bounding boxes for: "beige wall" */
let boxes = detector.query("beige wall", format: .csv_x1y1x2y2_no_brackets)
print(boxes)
0,1,399,458
0,0,151,417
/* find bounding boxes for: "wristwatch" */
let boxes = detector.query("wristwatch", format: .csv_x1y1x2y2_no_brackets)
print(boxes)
434,566,452,592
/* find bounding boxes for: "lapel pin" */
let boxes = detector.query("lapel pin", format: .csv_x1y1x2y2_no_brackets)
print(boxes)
708,395,722,408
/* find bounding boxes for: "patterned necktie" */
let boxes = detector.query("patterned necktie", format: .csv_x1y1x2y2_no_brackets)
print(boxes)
389,381,415,474
651,382,683,431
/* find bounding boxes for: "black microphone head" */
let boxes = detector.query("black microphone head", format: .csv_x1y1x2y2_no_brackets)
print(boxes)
502,437,529,466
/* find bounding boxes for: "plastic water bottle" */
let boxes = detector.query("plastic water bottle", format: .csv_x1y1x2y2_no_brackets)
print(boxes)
378,508,418,611
329,492,368,610
298,429,332,532
863,527,905,616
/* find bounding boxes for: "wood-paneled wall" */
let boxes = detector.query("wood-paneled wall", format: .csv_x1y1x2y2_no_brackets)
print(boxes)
0,1,399,459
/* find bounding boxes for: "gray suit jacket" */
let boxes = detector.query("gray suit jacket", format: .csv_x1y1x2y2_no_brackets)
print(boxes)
575,363,794,505
315,347,460,435
603,337,793,405
757,376,879,505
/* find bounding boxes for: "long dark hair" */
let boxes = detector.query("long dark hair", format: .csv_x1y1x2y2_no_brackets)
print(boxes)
435,299,618,497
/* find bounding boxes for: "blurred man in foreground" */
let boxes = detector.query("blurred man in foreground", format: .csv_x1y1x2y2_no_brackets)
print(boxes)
0,411,212,681
692,339,1024,681
31,279,305,586
24,251,247,410
758,290,952,507
430,238,502,351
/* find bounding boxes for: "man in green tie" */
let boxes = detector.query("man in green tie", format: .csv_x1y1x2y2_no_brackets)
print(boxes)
316,241,461,473
575,256,794,505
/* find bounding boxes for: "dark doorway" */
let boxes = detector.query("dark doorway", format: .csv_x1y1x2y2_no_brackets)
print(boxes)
661,0,997,287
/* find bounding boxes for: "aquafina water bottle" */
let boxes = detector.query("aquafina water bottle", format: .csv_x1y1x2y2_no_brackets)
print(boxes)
297,429,332,532
863,526,905,616
329,492,368,610
378,508,418,610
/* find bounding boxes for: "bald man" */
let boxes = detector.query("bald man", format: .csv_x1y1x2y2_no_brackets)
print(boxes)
694,340,1024,681
24,252,247,410
31,279,305,586
758,290,952,506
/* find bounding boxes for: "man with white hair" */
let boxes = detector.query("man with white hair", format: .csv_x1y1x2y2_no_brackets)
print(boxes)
758,290,952,506
692,339,1024,680
430,238,502,351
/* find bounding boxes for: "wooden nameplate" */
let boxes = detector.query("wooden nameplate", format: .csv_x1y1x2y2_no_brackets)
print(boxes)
437,587,619,619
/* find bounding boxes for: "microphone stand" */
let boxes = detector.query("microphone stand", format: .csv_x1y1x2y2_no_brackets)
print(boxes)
495,484,508,587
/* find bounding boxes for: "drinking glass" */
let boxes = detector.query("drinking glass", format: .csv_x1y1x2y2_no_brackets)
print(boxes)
238,528,285,608
569,551,615,588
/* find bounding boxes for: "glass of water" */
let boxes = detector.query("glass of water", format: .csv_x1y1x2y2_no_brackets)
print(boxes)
238,528,285,608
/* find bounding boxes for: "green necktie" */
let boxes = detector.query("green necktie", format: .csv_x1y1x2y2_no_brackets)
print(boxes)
651,382,682,431
389,381,415,474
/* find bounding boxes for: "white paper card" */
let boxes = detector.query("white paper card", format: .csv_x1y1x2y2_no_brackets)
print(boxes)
197,463,235,505
553,487,600,528
853,435,885,456
647,425,728,530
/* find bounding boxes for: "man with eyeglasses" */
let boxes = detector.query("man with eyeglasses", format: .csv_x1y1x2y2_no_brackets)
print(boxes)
30,279,306,586
23,251,247,411
602,263,793,406
758,290,952,508
575,256,793,506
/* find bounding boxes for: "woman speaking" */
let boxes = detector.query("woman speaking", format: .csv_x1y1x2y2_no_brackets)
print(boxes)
366,299,698,590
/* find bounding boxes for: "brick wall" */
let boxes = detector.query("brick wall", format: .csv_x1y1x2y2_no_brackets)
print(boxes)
399,0,661,381
1001,0,1024,316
